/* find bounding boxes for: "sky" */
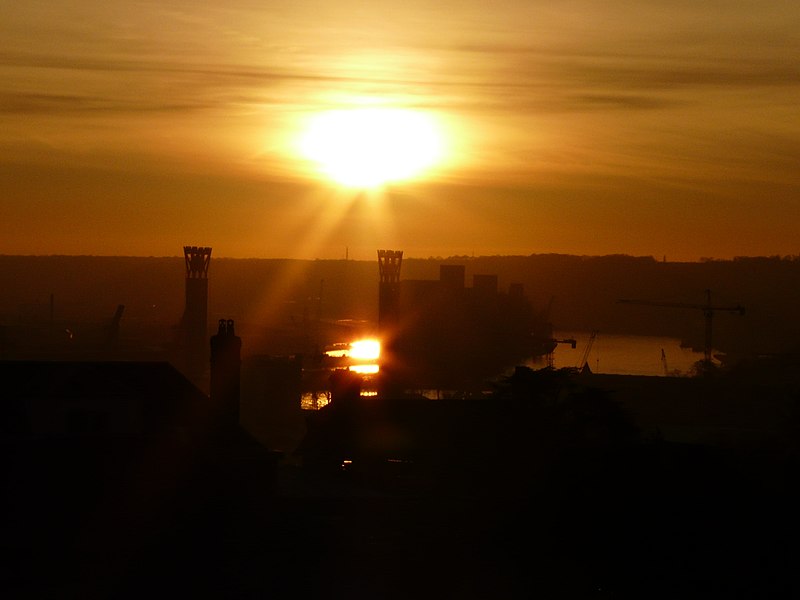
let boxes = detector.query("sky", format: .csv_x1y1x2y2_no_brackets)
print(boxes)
1,1,798,261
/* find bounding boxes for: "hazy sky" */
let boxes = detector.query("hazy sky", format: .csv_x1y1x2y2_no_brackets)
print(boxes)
2,1,798,260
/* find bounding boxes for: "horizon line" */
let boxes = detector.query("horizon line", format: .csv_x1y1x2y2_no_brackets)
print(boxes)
2,252,798,263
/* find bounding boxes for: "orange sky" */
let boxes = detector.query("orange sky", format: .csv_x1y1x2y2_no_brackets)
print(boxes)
1,1,798,261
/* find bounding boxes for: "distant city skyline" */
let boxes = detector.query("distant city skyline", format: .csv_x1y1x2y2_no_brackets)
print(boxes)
1,1,798,261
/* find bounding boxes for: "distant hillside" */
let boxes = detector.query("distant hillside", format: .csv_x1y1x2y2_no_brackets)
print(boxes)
1,254,798,357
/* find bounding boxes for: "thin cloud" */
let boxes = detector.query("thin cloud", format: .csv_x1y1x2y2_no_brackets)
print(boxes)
556,60,800,90
0,92,206,115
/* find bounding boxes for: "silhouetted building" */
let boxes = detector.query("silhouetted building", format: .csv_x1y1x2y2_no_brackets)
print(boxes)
439,264,465,292
377,249,403,331
329,368,363,404
472,273,498,299
0,360,208,437
377,250,403,393
181,245,211,386
386,259,539,390
210,318,241,424
2,358,280,596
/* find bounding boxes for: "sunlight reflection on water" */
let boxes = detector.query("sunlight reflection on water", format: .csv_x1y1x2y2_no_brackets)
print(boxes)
536,331,707,376
301,332,707,410
301,390,330,410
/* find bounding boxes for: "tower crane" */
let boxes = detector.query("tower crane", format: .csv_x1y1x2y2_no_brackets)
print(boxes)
617,289,745,365
546,337,577,368
578,330,598,373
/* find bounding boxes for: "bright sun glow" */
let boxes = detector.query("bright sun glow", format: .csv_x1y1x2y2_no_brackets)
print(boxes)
349,339,381,361
299,108,445,188
349,364,380,375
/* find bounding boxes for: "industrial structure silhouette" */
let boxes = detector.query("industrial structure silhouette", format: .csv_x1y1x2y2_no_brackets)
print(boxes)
1,247,800,597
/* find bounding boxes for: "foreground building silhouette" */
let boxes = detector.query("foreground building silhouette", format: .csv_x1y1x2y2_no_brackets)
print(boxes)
0,327,281,597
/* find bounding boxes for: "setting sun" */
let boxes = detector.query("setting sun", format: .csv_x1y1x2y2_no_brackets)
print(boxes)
349,339,381,361
298,108,445,188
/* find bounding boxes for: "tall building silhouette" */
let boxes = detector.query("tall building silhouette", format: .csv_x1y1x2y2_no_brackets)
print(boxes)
377,249,403,331
377,249,403,395
182,245,211,386
210,318,242,424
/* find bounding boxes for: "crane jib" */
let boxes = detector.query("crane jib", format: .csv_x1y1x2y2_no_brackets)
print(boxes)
616,291,745,364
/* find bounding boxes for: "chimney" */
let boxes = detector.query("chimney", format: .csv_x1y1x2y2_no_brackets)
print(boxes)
210,319,241,424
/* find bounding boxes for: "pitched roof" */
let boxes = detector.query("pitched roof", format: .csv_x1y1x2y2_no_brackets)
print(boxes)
0,360,210,435
0,360,207,403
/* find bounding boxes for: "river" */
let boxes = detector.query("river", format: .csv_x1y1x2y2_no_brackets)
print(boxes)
533,331,707,377
301,332,706,408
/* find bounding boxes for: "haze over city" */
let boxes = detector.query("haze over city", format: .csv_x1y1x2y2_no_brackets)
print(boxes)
5,4,800,598
2,1,798,260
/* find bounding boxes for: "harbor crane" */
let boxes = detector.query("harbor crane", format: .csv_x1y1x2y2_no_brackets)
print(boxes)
578,330,598,373
546,337,577,368
617,289,745,365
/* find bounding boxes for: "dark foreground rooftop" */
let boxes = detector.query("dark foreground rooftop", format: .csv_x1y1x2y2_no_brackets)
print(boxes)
3,364,800,598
